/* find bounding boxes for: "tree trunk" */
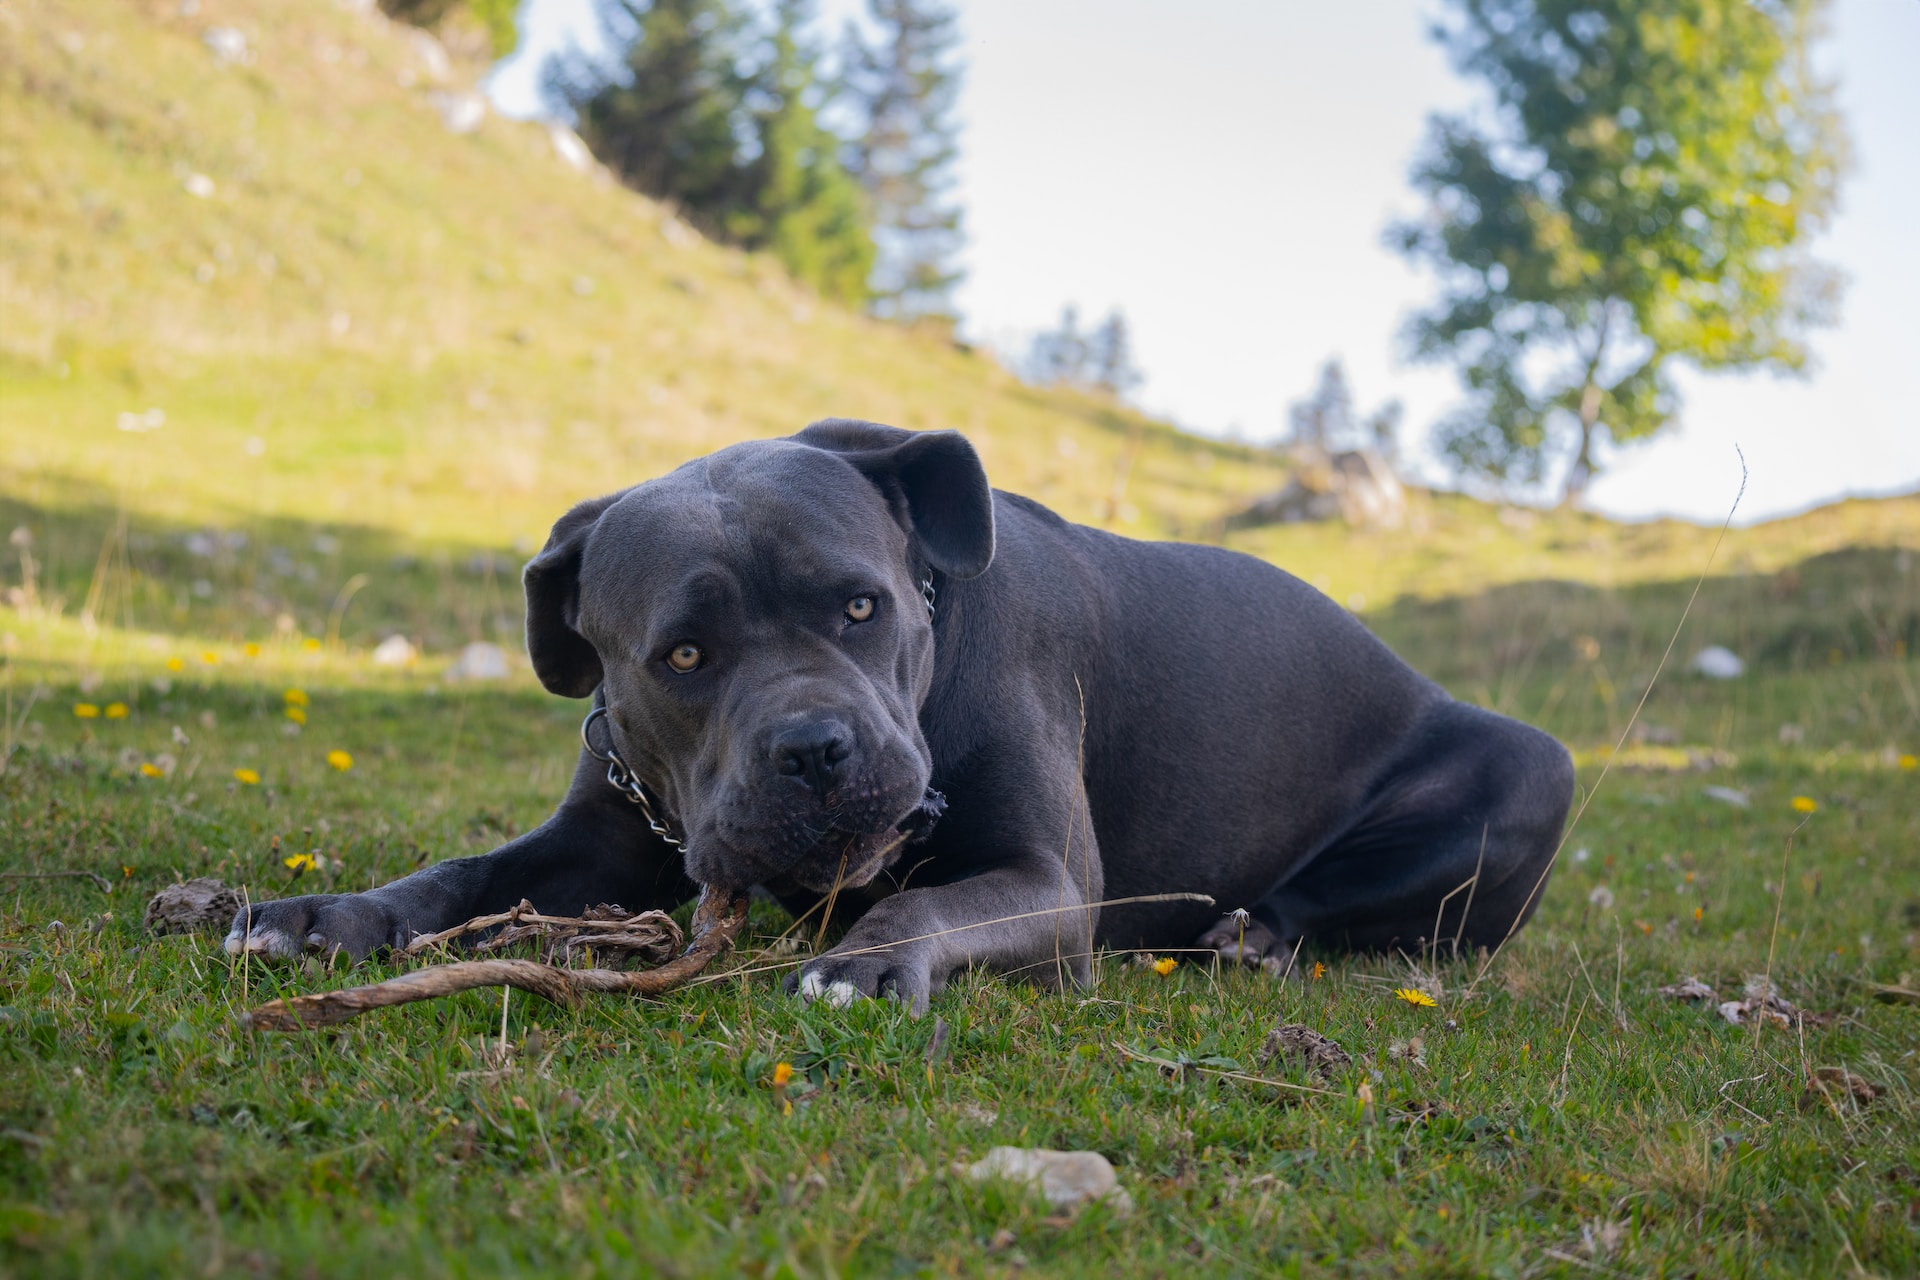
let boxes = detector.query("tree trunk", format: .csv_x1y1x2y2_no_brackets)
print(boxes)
1562,381,1603,507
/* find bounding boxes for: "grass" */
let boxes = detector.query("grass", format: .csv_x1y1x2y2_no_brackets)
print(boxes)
2,566,1918,1277
4,0,1920,1273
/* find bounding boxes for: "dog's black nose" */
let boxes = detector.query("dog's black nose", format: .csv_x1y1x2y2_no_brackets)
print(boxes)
771,721,853,798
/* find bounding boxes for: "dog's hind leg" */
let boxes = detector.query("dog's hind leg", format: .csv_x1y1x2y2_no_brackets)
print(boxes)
1250,701,1574,960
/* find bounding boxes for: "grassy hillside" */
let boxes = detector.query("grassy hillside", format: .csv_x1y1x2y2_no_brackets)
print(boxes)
3,0,1919,1276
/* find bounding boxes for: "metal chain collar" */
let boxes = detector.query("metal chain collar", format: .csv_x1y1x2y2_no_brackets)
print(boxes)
580,705,685,850
578,574,938,846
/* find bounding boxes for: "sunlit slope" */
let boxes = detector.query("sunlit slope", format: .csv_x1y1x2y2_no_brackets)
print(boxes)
0,0,1283,548
3,0,1914,620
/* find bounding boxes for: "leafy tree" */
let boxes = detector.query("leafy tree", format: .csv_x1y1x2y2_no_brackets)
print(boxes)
1391,0,1846,503
379,0,519,57
840,0,965,321
557,0,874,303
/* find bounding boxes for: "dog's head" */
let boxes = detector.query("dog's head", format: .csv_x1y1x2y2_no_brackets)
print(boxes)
522,421,994,893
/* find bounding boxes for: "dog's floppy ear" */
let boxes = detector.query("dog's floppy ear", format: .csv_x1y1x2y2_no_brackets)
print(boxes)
522,491,622,698
796,419,996,579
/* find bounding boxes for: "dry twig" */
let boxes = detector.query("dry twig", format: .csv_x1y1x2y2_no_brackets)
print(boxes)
240,887,748,1031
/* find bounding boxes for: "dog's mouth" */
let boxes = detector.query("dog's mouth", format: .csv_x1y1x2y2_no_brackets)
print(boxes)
736,787,947,895
788,787,947,892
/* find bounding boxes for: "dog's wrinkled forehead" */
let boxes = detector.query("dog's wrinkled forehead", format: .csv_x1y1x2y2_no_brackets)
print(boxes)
575,441,909,631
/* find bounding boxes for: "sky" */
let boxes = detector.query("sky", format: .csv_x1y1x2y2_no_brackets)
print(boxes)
489,0,1919,525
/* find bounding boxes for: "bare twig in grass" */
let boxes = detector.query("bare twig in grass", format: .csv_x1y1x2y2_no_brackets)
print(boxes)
1113,1042,1342,1098
1465,448,1748,999
239,888,750,1031
1,869,112,893
1756,815,1813,1054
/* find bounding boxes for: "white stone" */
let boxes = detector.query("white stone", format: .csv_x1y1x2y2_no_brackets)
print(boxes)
1702,785,1750,808
1689,646,1745,680
429,91,486,135
549,125,594,173
203,27,250,66
966,1147,1132,1215
371,634,417,666
447,641,510,680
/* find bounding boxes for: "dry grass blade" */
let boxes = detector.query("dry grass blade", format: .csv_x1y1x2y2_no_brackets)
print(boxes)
239,888,749,1031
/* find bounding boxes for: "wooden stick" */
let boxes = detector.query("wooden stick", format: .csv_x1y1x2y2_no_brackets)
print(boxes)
240,888,750,1032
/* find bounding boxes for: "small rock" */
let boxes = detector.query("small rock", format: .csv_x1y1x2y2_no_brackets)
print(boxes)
371,634,417,666
447,641,510,680
144,879,240,935
202,27,250,66
964,1147,1131,1215
1259,1023,1351,1079
428,90,486,135
1657,977,1717,1002
1689,646,1745,680
1702,785,1750,808
549,125,593,173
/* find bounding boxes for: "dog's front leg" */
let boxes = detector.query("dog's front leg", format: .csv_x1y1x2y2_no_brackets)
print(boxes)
791,820,1103,1017
226,747,692,961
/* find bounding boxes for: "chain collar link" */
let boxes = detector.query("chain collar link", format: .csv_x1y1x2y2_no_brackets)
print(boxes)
580,705,685,850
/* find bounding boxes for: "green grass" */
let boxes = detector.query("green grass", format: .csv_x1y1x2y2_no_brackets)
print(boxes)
2,563,1918,1277
5,0,1920,1273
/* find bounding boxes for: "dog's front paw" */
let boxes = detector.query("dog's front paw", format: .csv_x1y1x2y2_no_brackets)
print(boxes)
787,944,936,1016
224,894,405,963
1196,913,1296,976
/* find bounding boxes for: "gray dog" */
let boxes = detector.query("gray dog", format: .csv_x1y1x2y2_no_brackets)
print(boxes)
228,421,1574,1010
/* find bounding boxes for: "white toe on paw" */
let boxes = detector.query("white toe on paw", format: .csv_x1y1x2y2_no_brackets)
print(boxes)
798,971,826,1000
825,979,859,1009
222,928,244,956
243,929,289,956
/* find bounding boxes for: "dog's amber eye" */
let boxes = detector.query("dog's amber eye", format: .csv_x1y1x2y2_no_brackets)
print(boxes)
845,596,875,623
666,644,703,673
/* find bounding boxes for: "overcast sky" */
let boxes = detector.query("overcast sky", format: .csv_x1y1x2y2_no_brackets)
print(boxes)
491,0,1920,525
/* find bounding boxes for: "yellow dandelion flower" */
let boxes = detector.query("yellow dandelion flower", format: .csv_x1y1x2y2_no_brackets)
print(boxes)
201,651,218,665
284,706,307,725
284,689,309,706
771,1062,794,1088
233,768,260,785
1392,987,1437,1008
1152,956,1178,976
326,749,354,772
104,702,130,719
284,853,316,873
165,657,185,673
244,642,261,658
139,762,164,778
1693,906,1704,922
302,638,321,652
1790,795,1818,814
73,703,100,719
1310,961,1327,980
1899,754,1917,772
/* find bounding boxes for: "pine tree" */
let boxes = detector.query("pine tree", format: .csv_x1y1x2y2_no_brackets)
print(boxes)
841,0,965,321
557,0,874,304
1086,312,1142,397
727,0,875,304
561,0,750,221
